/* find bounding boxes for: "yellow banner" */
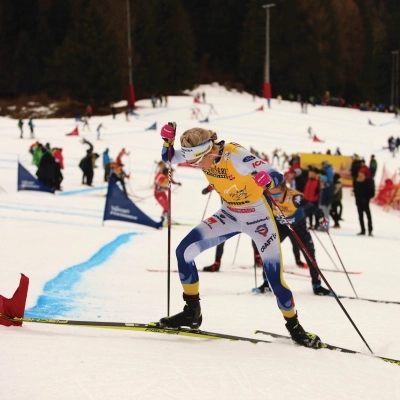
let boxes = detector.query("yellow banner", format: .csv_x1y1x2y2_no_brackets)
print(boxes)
299,153,353,187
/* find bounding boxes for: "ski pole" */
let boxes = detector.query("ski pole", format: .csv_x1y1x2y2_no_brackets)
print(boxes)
166,122,176,316
254,257,258,288
232,234,241,265
310,229,340,271
266,191,373,354
201,191,212,221
324,229,359,298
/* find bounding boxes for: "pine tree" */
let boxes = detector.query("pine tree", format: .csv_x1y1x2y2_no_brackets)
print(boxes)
47,0,123,103
12,31,41,95
132,0,195,96
238,0,266,93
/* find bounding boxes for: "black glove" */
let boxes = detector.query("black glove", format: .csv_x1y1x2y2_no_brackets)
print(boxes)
202,187,209,195
174,182,182,186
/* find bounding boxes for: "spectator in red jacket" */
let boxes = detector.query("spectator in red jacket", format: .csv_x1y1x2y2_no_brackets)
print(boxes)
303,167,320,229
358,159,371,179
53,148,64,170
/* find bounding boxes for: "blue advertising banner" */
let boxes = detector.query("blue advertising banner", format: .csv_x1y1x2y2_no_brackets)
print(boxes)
103,180,163,229
17,163,55,194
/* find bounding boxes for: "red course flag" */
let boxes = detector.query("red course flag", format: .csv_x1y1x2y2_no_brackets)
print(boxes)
313,134,324,143
0,274,29,327
66,127,79,136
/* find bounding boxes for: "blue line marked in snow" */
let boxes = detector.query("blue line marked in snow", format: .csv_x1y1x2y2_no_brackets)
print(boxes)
25,232,139,318
58,186,108,196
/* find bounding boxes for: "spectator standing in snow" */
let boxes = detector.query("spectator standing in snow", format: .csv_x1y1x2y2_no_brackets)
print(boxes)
52,148,64,190
354,170,375,236
82,116,90,131
350,155,362,188
318,175,333,228
103,148,111,182
85,104,93,118
272,148,280,166
369,155,377,179
303,167,320,229
28,118,35,138
321,160,334,184
330,173,342,228
358,159,371,178
79,139,98,186
36,147,57,190
18,119,24,138
96,123,104,140
111,106,117,119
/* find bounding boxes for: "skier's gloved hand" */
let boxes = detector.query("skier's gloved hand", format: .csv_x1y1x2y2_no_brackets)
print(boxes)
254,171,272,188
201,185,213,195
160,123,176,147
174,182,182,186
319,217,329,229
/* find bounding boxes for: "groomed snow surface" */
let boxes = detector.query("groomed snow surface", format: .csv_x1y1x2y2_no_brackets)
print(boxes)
0,84,399,400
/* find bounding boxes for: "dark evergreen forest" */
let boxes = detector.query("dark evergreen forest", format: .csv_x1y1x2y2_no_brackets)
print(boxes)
0,0,399,105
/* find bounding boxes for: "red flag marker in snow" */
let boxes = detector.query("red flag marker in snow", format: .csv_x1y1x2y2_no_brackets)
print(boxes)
193,97,201,104
66,127,79,136
313,134,324,143
255,105,264,111
0,274,29,327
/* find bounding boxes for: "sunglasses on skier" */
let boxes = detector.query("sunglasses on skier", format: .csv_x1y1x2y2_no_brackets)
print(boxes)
188,153,207,167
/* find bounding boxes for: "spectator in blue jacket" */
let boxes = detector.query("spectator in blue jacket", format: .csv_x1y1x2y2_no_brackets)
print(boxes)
321,160,334,183
102,148,111,182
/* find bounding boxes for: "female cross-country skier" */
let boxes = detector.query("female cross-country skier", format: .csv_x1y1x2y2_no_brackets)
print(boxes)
157,124,322,349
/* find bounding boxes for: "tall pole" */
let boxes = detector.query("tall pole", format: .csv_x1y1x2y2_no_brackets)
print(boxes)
126,0,135,108
395,50,399,109
126,0,133,86
262,4,275,101
391,52,395,107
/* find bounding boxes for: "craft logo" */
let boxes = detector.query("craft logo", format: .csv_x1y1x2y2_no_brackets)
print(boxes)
243,155,256,162
255,224,268,237
294,195,302,205
260,233,277,252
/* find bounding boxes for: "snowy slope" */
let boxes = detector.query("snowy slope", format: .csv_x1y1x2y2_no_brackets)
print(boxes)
0,84,399,400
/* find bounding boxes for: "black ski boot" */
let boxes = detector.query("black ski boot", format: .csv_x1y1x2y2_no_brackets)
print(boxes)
203,261,220,272
313,283,332,296
159,293,202,329
285,316,322,349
